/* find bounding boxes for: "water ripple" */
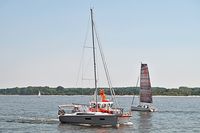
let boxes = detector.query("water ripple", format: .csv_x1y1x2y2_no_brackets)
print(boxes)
5,117,59,124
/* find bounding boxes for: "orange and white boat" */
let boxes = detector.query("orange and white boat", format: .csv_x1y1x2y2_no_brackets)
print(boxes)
89,89,132,124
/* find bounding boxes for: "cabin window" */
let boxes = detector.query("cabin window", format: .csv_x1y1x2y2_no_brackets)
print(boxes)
100,118,105,120
98,104,101,108
108,103,113,107
91,103,96,108
85,118,91,120
102,104,106,108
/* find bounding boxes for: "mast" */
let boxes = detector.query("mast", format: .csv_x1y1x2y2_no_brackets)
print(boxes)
90,9,98,111
139,62,142,105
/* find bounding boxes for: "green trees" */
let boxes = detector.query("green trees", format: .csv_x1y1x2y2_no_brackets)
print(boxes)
0,86,200,95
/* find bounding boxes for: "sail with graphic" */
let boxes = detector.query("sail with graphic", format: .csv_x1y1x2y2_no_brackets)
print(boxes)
140,63,152,103
131,63,156,112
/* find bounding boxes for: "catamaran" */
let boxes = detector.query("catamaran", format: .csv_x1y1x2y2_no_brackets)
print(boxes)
58,9,132,127
131,63,156,112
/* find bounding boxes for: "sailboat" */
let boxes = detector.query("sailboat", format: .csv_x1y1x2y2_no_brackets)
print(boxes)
58,9,132,127
38,91,41,97
131,63,156,112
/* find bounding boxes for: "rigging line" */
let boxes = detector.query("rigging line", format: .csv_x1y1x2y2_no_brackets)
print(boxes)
75,14,90,87
93,21,120,108
92,19,112,89
131,76,140,106
75,45,85,87
93,25,112,86
81,56,99,82
83,56,93,78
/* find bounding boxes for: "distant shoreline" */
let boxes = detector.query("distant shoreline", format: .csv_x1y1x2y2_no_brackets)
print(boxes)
0,95,200,97
0,86,199,96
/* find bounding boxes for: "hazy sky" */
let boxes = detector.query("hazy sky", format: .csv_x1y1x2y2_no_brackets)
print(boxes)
0,0,200,88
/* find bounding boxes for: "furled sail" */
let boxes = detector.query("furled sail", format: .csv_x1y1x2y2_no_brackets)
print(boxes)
140,64,152,103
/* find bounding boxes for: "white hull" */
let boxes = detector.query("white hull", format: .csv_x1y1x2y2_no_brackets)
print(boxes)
131,105,156,112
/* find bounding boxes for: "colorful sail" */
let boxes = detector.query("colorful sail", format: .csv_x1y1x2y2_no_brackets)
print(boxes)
140,64,152,103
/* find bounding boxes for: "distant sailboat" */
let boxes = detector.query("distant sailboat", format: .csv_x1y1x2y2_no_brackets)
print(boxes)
131,63,156,112
38,91,41,97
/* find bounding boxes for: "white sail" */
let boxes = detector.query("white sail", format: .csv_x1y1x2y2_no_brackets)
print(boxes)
38,91,41,97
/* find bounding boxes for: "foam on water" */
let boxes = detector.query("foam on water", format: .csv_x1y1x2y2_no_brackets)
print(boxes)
123,121,133,125
6,117,59,124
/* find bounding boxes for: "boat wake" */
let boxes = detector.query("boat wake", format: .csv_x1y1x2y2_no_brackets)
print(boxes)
122,121,133,126
6,117,59,124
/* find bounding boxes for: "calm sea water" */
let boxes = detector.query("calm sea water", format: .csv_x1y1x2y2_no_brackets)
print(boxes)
0,95,200,133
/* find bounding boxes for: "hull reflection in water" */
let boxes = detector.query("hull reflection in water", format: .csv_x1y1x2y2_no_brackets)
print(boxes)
138,112,153,133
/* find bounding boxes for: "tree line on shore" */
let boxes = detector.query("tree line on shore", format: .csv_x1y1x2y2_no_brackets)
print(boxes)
0,86,200,96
